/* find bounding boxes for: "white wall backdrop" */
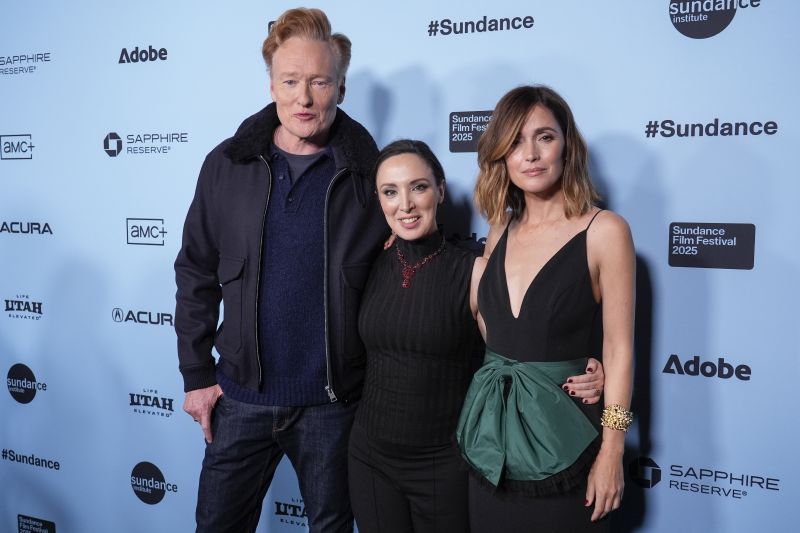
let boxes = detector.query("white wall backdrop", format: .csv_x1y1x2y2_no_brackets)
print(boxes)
2,1,798,531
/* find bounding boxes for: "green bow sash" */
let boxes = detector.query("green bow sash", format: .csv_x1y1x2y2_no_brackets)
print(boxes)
456,350,598,486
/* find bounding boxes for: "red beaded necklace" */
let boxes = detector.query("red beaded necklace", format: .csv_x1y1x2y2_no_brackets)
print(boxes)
395,238,446,289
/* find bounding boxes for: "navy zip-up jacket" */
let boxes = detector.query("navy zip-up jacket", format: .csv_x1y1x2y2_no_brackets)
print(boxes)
174,103,385,403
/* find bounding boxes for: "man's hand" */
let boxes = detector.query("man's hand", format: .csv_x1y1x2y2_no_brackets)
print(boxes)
562,358,604,404
383,232,397,250
183,385,223,443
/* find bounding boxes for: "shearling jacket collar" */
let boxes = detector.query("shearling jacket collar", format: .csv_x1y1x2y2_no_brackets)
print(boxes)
223,102,375,180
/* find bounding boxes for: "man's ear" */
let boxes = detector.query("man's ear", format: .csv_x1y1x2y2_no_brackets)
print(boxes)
338,78,346,104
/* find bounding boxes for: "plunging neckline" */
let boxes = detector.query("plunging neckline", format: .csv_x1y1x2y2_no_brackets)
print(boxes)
501,227,587,320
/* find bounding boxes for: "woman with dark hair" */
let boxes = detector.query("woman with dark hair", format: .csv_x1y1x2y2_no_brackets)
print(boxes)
347,139,606,533
457,85,635,532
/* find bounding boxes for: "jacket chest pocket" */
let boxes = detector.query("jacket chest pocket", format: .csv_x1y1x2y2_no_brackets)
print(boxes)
217,256,245,353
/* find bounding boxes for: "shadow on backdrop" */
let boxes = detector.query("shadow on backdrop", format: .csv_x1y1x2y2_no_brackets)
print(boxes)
590,139,657,532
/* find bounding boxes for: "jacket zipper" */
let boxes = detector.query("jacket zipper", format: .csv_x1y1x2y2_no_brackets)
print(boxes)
323,167,349,402
255,155,272,387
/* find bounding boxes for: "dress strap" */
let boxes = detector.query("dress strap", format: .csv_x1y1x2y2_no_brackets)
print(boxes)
585,209,604,230
497,219,512,246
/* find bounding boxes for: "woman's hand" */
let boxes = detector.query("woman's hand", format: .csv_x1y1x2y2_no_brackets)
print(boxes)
563,357,604,403
585,445,624,522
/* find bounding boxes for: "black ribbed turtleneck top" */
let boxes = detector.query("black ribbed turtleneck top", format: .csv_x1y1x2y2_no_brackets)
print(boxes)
356,231,483,446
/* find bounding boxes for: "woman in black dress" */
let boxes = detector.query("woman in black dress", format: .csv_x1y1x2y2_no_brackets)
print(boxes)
458,86,635,531
348,140,607,533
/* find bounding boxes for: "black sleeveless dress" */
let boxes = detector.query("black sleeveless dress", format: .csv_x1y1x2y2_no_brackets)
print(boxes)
468,213,609,532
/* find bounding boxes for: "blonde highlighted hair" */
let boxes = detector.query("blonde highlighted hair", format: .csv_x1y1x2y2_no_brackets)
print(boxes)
474,85,599,225
262,8,351,79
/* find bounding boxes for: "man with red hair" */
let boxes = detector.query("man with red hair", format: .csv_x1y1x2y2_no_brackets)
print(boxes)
175,8,384,532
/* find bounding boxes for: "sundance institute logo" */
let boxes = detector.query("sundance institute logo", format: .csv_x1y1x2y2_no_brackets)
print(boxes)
7,363,46,404
130,461,177,504
669,0,761,39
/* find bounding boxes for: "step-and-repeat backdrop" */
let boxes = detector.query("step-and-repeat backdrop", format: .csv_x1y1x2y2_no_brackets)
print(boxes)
2,1,797,531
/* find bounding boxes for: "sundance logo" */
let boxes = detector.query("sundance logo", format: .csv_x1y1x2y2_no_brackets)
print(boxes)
669,0,761,39
119,45,167,64
7,363,47,404
18,514,56,533
130,462,177,504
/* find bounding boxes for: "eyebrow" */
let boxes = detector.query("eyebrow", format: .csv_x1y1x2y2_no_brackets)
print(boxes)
515,126,559,139
379,177,432,187
276,71,333,80
533,126,558,135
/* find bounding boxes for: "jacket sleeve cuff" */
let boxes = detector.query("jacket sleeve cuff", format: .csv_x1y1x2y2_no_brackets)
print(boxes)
181,366,219,393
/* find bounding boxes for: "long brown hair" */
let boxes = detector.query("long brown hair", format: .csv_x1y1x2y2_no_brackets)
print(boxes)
474,85,599,225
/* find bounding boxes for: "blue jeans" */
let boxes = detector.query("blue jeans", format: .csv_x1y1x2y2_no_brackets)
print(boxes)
196,395,357,533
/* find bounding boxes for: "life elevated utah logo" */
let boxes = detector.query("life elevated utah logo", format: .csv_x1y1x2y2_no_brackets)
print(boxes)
5,295,43,321
275,497,308,528
670,0,761,39
7,363,47,404
130,387,175,418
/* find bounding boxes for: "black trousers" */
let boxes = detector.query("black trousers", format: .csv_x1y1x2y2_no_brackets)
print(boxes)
348,422,468,533
468,474,610,533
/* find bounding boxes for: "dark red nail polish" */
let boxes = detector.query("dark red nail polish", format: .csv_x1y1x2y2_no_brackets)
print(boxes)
567,378,573,383
587,368,594,373
570,391,576,396
562,385,569,391
584,499,589,506
582,399,588,404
